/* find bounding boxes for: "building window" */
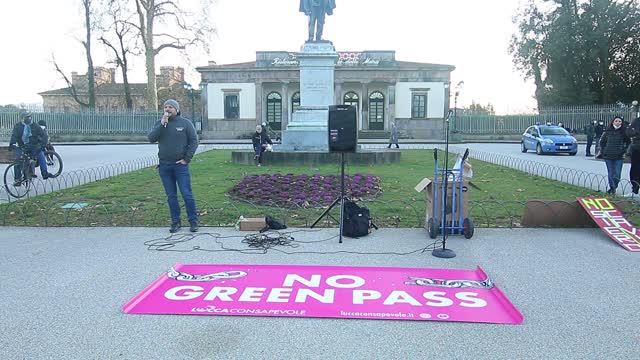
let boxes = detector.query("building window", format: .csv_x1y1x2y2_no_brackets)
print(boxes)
63,106,70,113
139,107,146,113
343,92,359,112
112,106,119,113
292,92,301,113
224,93,240,119
266,92,282,131
369,91,385,130
411,94,427,118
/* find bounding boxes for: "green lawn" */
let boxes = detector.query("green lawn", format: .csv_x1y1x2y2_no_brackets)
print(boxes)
0,149,608,227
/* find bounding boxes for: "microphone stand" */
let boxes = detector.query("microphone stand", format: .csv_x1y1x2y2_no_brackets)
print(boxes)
433,111,456,258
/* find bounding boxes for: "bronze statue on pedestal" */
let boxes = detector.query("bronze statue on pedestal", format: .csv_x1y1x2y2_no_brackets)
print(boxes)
299,0,336,41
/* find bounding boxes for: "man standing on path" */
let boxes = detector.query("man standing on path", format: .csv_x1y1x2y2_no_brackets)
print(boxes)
585,120,596,157
147,99,200,233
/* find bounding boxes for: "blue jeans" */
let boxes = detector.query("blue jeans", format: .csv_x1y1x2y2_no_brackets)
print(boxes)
14,147,48,180
158,162,198,225
254,145,265,164
604,159,623,193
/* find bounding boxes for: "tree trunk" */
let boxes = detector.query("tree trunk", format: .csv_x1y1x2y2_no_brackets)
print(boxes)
119,32,133,110
532,60,545,109
84,0,95,110
145,2,157,111
145,49,157,111
122,64,133,110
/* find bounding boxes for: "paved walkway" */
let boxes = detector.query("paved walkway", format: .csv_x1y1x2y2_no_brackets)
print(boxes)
0,227,638,359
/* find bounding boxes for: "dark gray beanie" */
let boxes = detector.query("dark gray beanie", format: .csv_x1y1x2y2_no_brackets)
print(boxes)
163,99,180,112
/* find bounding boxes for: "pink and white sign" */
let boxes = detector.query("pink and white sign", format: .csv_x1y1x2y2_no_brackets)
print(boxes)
577,197,640,252
123,264,523,324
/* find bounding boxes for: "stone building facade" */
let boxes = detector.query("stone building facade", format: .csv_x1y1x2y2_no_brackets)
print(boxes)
39,66,201,116
196,50,455,139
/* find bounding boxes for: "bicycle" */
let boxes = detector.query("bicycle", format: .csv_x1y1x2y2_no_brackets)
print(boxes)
43,144,63,178
3,146,63,198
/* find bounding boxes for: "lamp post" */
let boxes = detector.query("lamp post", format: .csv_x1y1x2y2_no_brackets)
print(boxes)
183,83,195,121
453,81,464,133
633,100,639,119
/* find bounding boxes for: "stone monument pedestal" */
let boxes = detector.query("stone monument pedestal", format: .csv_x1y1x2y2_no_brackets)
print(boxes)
278,41,338,152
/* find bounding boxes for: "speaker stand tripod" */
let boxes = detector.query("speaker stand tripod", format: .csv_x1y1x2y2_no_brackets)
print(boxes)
311,152,348,243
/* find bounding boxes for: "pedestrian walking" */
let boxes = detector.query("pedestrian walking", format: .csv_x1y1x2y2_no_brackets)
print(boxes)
387,122,399,149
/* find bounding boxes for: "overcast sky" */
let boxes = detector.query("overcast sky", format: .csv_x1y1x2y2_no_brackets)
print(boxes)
1,0,535,114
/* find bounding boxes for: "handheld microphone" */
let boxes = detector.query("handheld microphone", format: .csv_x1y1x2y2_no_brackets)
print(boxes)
163,112,169,127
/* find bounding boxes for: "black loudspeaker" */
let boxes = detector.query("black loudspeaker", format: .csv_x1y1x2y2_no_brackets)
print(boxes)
328,105,357,152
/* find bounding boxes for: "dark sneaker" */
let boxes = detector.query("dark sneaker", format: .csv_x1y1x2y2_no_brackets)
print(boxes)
13,180,22,187
43,173,55,180
170,222,181,233
189,223,199,232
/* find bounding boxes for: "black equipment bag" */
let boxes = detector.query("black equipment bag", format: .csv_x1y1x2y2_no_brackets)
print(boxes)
342,200,373,238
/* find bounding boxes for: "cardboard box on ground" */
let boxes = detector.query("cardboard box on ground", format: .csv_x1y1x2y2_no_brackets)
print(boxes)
415,157,474,228
239,217,267,231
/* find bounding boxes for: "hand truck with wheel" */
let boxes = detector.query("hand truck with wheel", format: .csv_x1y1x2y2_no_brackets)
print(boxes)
427,148,474,239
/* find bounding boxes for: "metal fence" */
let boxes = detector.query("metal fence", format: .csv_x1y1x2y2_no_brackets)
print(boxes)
0,111,204,140
1,103,637,138
456,104,638,134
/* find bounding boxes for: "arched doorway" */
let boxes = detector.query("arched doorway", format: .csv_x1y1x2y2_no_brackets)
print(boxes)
369,91,384,130
291,92,301,113
266,92,282,130
343,91,360,128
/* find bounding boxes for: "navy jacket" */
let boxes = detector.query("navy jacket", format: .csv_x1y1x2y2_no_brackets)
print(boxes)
10,122,47,149
147,115,199,163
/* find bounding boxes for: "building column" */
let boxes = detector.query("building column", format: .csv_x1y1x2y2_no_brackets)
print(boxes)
334,81,343,105
255,81,263,125
361,82,369,130
388,83,396,130
281,81,289,129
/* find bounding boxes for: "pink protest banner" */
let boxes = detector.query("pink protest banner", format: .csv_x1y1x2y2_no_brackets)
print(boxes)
123,264,523,324
577,197,640,252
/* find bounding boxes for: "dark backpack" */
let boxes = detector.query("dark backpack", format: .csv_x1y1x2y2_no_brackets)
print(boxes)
342,200,372,238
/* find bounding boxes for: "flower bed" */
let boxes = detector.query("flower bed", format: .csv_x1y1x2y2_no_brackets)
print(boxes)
228,173,383,208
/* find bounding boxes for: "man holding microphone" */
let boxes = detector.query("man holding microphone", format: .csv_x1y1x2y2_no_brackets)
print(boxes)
148,99,199,233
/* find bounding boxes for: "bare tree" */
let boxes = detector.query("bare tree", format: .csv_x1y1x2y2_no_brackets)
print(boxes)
99,0,142,110
51,55,90,108
82,0,97,110
132,0,214,111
